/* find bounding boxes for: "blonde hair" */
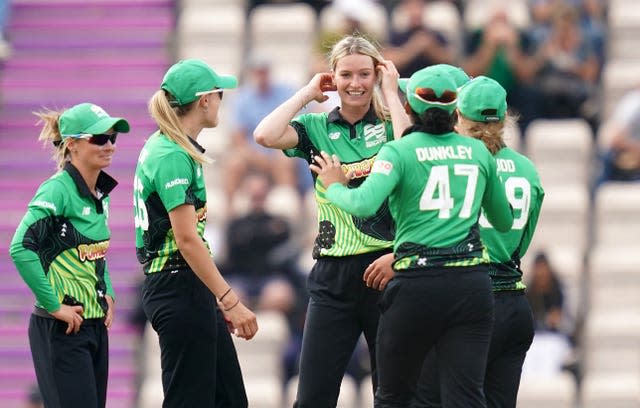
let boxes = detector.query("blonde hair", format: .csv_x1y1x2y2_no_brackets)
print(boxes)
328,35,390,122
458,112,519,154
148,90,210,164
34,109,70,170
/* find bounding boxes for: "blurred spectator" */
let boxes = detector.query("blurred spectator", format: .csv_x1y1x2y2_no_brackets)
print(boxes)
384,0,454,78
526,252,565,333
529,0,606,66
596,85,640,185
222,172,301,315
224,52,306,213
522,251,574,377
532,4,600,125
462,6,541,133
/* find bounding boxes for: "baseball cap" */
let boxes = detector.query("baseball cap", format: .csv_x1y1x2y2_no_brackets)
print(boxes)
59,103,130,139
398,64,469,95
457,76,507,123
398,65,458,114
161,59,238,106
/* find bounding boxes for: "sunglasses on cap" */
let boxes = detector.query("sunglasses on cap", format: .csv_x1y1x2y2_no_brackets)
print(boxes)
415,88,457,104
195,88,224,100
54,133,118,147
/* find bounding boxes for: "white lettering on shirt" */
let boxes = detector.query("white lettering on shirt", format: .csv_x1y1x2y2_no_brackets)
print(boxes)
416,145,473,161
165,178,189,189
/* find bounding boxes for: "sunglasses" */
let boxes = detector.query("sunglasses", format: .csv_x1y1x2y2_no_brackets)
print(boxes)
195,88,224,100
54,133,118,147
414,88,457,105
86,133,118,145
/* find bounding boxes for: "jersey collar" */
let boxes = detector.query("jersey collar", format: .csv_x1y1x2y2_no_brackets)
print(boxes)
327,106,378,126
64,162,118,199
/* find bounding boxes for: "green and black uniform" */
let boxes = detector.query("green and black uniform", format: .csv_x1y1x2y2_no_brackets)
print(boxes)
10,163,116,408
325,130,513,408
415,147,545,408
134,132,246,408
286,107,395,408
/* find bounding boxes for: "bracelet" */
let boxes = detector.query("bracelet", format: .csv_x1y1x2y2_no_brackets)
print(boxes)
224,299,240,312
219,287,232,302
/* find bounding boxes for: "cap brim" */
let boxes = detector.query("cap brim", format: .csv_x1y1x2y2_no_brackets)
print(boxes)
216,74,238,89
85,117,130,134
397,78,409,94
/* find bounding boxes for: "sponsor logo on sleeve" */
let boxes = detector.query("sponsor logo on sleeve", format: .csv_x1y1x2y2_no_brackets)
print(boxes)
372,160,393,175
164,178,189,190
33,200,57,212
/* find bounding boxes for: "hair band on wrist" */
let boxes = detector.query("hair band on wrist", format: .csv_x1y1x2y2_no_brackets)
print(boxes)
224,299,240,312
219,287,232,302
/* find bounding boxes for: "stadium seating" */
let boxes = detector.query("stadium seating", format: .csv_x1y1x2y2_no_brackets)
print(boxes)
517,371,576,408
525,118,595,188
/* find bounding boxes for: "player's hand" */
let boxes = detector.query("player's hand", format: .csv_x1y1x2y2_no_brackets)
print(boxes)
309,151,352,188
303,73,337,104
51,304,84,335
104,295,114,330
220,292,258,340
377,60,400,96
364,253,395,290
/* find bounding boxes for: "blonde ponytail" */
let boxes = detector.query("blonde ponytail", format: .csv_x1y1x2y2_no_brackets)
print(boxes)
148,90,210,165
34,109,69,170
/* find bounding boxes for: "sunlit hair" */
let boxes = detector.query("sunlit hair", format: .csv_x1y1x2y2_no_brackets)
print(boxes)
457,111,519,154
148,90,210,164
34,109,71,170
328,34,390,122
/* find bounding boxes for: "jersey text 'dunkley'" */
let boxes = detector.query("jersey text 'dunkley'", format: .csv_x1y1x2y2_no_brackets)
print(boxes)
416,145,473,161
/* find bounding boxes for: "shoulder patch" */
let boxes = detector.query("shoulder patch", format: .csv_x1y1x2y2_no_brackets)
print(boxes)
372,160,393,175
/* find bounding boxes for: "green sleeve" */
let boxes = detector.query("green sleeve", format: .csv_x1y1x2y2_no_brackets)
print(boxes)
517,185,545,257
481,156,514,233
326,146,400,217
9,181,66,312
153,151,196,212
104,263,116,301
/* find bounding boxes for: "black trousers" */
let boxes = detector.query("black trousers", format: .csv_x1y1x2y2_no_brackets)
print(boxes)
294,250,390,408
375,266,494,408
143,269,247,408
414,291,535,408
29,313,108,408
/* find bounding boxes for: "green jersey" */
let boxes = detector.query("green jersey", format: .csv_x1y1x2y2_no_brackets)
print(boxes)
134,132,210,274
9,163,117,318
286,107,395,257
326,130,514,270
478,147,545,291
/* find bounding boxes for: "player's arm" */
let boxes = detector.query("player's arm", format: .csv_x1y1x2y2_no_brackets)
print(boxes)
169,205,257,340
311,148,399,217
517,185,545,257
10,183,65,313
481,157,514,232
254,73,334,150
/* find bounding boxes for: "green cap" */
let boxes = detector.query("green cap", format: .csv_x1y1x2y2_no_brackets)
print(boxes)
398,65,469,94
398,65,458,114
430,64,470,88
457,76,507,123
59,103,130,139
161,59,238,106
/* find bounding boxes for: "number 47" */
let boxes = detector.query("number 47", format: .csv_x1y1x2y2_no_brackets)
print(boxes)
420,164,478,219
